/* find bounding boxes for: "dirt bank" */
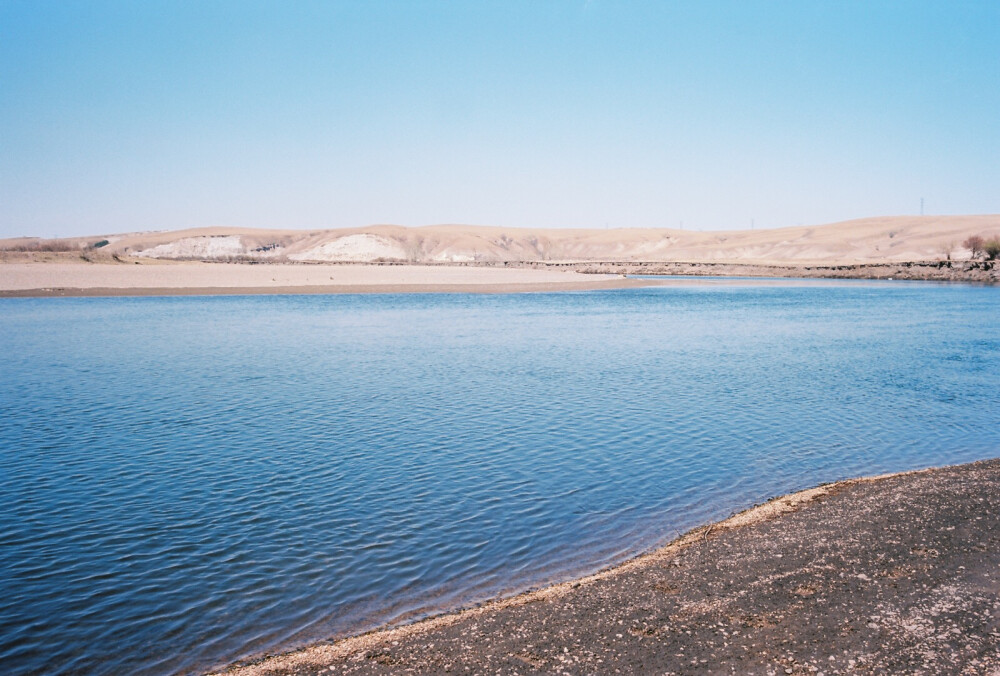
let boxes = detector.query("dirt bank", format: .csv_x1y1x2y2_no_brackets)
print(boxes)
216,458,1000,675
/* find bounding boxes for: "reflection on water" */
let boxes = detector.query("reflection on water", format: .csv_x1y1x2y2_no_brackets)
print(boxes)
1,283,998,674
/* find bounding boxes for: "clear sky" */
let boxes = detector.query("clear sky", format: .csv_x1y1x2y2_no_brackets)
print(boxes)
1,1,998,238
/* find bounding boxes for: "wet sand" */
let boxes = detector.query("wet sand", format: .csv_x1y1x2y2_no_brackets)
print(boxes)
215,459,1000,675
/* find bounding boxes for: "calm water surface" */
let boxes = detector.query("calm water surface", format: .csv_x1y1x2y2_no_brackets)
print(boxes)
1,282,998,674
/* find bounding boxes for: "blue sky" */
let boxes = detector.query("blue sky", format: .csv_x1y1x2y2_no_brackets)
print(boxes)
1,1,998,237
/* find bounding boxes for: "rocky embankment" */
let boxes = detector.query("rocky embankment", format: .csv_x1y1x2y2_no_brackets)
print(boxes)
571,260,999,284
219,458,1000,675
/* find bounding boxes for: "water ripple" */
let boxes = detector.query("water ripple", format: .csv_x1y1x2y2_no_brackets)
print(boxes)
0,284,998,674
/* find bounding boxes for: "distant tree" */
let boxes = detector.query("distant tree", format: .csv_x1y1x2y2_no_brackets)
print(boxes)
940,240,955,261
984,237,1000,261
963,235,985,259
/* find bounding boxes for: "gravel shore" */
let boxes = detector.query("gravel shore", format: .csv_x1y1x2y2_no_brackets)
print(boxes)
216,458,1000,675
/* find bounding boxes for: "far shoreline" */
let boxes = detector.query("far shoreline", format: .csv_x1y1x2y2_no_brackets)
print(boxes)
0,261,647,297
0,275,939,299
0,278,653,298
1,257,996,297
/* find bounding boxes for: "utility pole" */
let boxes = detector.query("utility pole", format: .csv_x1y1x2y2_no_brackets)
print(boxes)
920,198,924,216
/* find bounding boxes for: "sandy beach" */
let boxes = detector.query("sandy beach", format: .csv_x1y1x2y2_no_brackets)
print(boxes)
215,459,1000,675
3,260,964,298
0,262,648,297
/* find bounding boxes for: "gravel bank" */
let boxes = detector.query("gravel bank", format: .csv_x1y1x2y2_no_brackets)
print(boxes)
216,458,1000,675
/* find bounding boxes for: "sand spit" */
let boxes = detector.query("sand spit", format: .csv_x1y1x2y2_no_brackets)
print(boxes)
3,214,999,266
1,259,994,297
214,458,1000,675
6,259,987,298
0,262,645,296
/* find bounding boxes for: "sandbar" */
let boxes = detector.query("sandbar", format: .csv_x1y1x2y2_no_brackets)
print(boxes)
0,262,649,297
3,259,980,299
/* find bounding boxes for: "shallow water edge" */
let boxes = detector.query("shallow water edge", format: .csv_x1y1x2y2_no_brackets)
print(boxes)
213,458,997,675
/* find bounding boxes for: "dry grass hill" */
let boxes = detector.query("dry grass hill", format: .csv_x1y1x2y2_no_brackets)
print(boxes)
3,215,998,266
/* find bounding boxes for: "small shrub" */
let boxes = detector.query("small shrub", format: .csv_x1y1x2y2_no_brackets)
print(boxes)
0,239,77,252
963,235,985,259
984,238,1000,261
940,241,955,261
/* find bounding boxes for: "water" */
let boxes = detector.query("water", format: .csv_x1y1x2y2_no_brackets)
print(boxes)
1,282,998,674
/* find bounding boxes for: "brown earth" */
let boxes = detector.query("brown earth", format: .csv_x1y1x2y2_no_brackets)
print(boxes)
215,459,1000,675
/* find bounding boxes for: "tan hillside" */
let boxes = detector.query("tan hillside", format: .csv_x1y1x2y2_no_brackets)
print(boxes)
3,215,998,265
